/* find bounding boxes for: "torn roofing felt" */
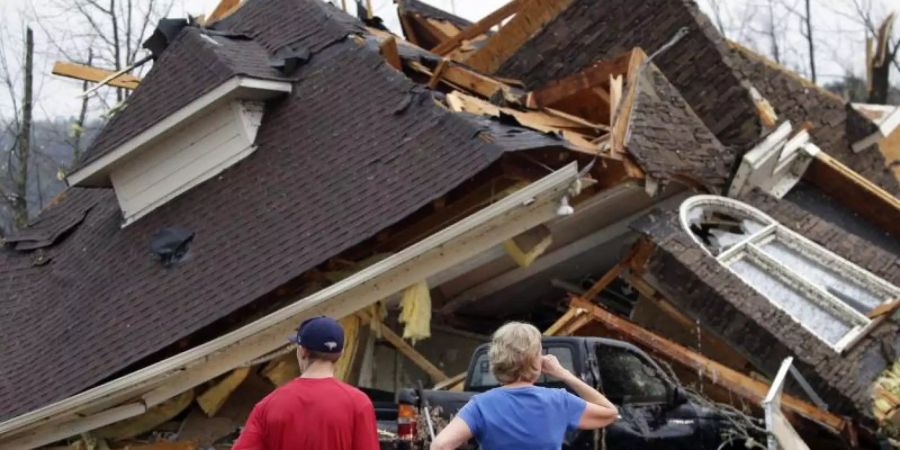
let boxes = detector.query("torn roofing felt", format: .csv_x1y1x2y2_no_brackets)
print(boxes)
625,63,734,192
727,43,900,196
630,190,900,418
0,0,568,422
495,0,762,152
74,28,292,171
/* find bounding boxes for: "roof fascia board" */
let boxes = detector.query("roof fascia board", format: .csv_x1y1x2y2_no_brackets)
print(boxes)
67,77,292,186
0,163,579,447
852,105,900,153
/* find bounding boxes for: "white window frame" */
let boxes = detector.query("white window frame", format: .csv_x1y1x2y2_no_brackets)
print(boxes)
679,195,900,353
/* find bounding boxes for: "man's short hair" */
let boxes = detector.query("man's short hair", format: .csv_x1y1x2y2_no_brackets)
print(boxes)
489,322,542,384
306,349,342,363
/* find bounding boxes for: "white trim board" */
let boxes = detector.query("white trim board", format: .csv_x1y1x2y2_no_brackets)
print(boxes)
852,105,900,153
0,163,579,449
67,77,292,187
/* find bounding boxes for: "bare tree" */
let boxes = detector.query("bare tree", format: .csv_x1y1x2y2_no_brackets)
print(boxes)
0,26,35,232
803,0,816,83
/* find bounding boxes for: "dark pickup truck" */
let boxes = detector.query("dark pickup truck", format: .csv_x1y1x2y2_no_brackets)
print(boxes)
392,336,742,449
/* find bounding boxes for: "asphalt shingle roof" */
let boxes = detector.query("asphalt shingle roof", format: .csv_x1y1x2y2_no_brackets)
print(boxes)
0,0,565,421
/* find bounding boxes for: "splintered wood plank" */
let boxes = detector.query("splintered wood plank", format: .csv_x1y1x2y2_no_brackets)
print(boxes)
464,0,575,74
867,298,899,319
408,60,512,101
543,307,581,336
425,18,463,40
52,61,141,89
610,49,646,155
608,75,623,124
804,151,900,237
431,0,525,55
567,297,848,433
379,36,402,70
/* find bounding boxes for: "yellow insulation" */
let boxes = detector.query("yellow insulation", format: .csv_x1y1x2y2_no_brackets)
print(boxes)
399,281,431,344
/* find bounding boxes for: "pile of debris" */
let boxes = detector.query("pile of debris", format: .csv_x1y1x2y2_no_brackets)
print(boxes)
1,0,898,449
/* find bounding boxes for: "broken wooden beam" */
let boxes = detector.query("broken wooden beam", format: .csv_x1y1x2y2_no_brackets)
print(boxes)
431,0,524,55
206,0,242,26
52,61,141,90
463,0,575,74
567,296,848,433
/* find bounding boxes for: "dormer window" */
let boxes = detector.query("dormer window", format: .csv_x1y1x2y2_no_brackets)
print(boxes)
680,195,900,352
67,77,291,225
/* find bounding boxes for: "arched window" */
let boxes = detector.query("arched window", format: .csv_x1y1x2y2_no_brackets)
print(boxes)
680,195,900,352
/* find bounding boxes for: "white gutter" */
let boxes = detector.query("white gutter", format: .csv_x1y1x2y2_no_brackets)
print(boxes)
0,163,579,449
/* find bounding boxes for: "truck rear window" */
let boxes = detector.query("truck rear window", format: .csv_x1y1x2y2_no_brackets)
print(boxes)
467,346,576,391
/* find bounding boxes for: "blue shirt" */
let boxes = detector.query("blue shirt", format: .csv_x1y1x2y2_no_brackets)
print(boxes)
457,386,587,450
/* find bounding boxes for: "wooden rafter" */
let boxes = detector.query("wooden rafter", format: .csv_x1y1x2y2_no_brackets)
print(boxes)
525,51,633,109
463,0,575,74
379,36,402,71
431,0,524,55
566,296,848,433
52,61,141,90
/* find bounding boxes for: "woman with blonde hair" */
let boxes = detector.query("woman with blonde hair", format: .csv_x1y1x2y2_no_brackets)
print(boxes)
431,322,618,450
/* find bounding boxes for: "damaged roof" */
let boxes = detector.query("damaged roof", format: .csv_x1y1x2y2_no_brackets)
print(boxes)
0,0,568,422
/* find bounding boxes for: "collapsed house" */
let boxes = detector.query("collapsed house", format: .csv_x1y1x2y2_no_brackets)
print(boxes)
1,0,898,448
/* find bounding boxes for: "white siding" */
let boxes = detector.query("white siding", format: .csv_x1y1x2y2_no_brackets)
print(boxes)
110,100,263,225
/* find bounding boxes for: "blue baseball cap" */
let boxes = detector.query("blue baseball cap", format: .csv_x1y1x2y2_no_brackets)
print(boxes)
289,316,344,353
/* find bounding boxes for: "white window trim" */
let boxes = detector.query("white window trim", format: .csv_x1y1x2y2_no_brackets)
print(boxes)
679,195,900,353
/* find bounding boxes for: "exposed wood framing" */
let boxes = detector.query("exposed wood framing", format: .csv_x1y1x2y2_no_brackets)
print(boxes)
543,306,583,336
441,207,642,315
431,0,524,55
52,62,141,90
379,36,402,71
357,311,448,383
0,165,579,449
581,260,627,301
566,296,848,433
428,59,450,89
803,151,900,237
406,60,521,105
463,0,575,74
525,51,633,109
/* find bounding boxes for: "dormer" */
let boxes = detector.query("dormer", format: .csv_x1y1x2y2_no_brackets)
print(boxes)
67,76,290,225
66,25,294,226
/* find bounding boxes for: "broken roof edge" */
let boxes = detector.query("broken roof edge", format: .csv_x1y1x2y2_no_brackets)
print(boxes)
851,104,900,153
66,76,292,187
0,163,579,447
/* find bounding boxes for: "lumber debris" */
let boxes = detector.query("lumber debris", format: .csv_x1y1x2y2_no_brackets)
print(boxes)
205,0,242,26
565,296,848,433
52,61,141,90
431,0,524,56
197,367,250,417
357,310,449,383
463,0,575,74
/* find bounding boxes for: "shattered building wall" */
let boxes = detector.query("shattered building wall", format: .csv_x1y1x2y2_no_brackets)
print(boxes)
633,193,900,419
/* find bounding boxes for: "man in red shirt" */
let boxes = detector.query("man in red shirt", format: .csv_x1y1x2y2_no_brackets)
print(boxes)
233,316,380,450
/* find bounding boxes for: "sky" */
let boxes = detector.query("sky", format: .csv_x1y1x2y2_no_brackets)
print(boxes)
0,0,897,122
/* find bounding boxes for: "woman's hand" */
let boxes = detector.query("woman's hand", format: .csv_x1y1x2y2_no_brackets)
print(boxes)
540,354,571,379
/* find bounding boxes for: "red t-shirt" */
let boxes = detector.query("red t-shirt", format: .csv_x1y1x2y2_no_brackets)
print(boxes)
232,377,380,450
